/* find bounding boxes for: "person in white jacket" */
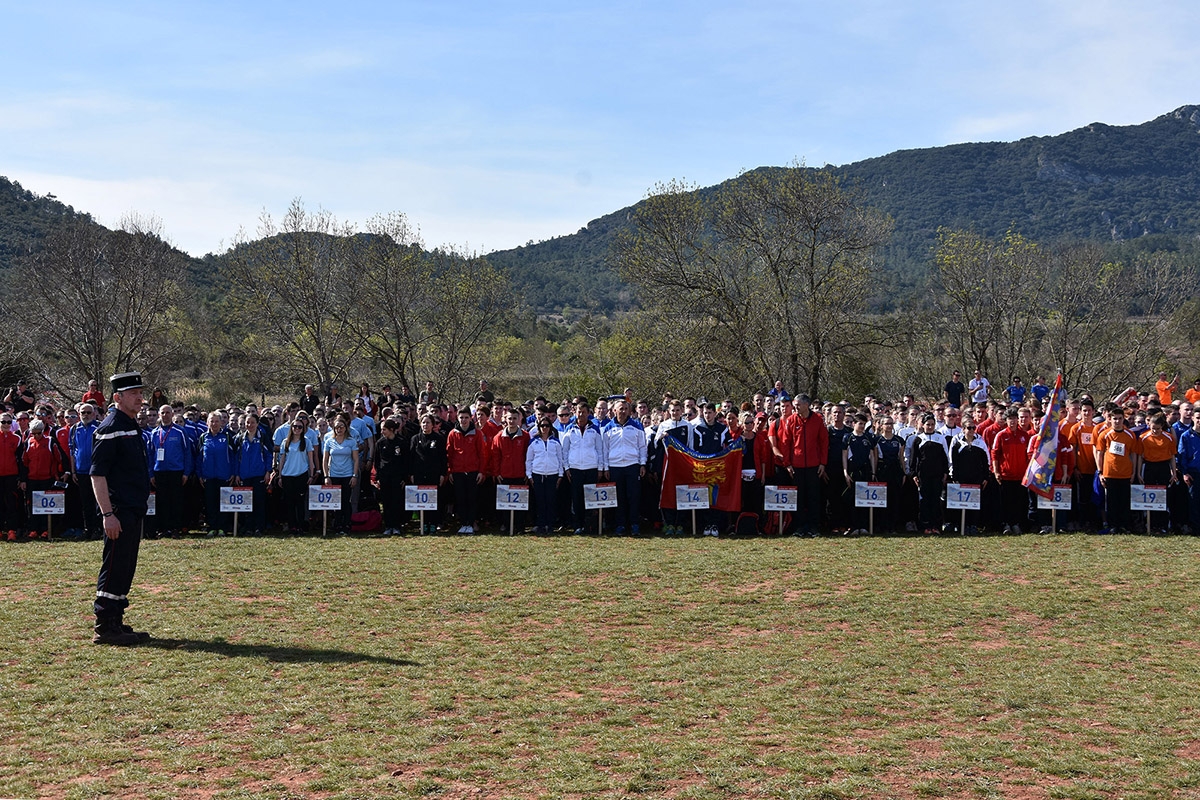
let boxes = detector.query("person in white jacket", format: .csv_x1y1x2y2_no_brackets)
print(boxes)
603,400,646,534
525,419,564,535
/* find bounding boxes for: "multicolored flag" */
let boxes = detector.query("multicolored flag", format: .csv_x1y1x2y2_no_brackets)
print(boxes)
659,437,744,511
1023,372,1067,499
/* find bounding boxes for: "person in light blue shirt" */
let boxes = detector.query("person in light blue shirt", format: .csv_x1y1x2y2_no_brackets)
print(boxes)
274,420,314,534
322,416,359,533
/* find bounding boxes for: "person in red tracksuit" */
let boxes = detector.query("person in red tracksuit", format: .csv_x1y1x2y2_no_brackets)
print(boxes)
446,408,486,534
491,408,531,534
474,404,502,529
20,420,64,539
991,408,1032,534
0,412,21,539
779,394,829,536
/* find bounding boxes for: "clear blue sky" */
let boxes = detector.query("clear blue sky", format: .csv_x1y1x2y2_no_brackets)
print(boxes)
2,1,1197,256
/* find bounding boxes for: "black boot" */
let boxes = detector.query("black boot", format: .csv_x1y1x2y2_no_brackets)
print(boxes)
120,621,151,642
92,616,140,646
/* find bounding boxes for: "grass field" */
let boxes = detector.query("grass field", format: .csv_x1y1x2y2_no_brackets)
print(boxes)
3,533,1200,799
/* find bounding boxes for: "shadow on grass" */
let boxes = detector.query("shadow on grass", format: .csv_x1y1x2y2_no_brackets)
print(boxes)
142,637,420,666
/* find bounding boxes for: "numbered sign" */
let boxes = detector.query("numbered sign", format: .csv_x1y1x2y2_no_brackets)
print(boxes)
946,483,981,510
146,491,156,517
1131,485,1168,511
584,482,618,509
220,486,254,513
31,490,65,515
676,484,710,510
854,482,888,508
308,485,342,511
1037,485,1072,511
405,485,438,511
496,484,529,511
763,486,798,512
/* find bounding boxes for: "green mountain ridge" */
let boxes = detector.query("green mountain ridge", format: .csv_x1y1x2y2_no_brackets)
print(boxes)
489,104,1200,312
4,105,1200,314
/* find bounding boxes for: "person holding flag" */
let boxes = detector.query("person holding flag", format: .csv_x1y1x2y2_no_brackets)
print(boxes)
1023,374,1074,532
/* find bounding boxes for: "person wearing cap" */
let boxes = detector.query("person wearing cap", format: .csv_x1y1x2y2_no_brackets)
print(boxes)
90,372,152,646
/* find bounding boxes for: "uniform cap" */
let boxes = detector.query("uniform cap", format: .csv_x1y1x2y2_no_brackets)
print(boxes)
110,372,144,393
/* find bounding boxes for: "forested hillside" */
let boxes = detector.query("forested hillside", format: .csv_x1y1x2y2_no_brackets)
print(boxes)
489,105,1200,312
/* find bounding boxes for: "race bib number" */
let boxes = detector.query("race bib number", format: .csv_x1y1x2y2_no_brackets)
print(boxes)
854,482,887,508
675,484,710,510
31,490,65,515
220,486,253,513
1037,485,1072,511
584,483,618,509
1081,432,1093,445
763,486,797,511
1108,441,1126,457
496,484,529,511
946,483,981,510
405,485,438,511
308,485,342,510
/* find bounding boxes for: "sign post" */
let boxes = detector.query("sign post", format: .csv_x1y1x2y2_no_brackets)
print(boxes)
584,482,618,534
1036,485,1072,533
854,482,888,536
31,489,65,540
309,485,342,537
496,484,530,535
946,483,981,535
676,484,710,536
406,485,438,534
764,486,798,536
1131,485,1168,534
220,486,253,538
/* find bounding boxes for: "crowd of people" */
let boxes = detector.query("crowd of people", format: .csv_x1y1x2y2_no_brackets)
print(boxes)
5,368,1200,542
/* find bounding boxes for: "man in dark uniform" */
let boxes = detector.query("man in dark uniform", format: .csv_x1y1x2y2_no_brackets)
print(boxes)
90,372,152,646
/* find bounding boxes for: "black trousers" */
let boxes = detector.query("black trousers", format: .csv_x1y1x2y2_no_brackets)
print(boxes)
378,473,405,529
452,472,478,527
153,470,185,532
794,466,822,533
1104,477,1132,530
281,474,309,531
94,506,143,619
569,468,599,530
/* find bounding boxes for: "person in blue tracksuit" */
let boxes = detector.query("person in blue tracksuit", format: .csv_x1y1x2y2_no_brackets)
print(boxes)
198,412,234,536
150,405,193,536
233,413,272,535
70,402,102,539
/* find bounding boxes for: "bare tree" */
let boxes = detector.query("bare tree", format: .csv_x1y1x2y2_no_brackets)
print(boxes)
934,227,1045,384
5,217,188,396
614,166,892,398
222,199,363,391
